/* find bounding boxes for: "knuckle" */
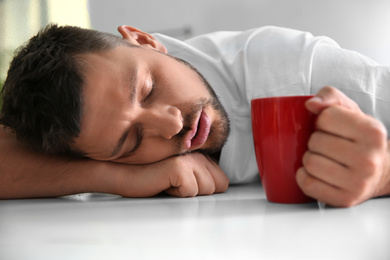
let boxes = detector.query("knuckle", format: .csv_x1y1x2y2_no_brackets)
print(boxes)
364,119,387,143
316,107,334,127
354,151,376,170
362,156,380,173
355,152,385,177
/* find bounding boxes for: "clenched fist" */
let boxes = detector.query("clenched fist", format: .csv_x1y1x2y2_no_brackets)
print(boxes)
296,86,390,207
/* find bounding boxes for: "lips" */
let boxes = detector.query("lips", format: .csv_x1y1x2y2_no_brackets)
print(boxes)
185,110,211,150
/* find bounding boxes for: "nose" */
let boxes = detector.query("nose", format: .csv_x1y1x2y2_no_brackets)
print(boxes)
140,105,183,139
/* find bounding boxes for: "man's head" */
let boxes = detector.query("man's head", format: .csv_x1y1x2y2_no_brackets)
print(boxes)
0,24,127,155
0,24,230,163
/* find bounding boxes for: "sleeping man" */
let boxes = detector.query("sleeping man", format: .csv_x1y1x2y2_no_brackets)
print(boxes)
0,24,389,207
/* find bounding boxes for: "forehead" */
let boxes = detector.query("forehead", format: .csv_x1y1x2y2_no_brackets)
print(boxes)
79,45,147,105
83,45,136,71
80,44,167,84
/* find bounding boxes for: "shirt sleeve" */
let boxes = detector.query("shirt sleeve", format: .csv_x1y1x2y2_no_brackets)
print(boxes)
310,42,390,131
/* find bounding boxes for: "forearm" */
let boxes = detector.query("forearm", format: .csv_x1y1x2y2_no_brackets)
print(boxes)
0,153,169,199
0,157,103,199
0,137,110,199
0,130,169,199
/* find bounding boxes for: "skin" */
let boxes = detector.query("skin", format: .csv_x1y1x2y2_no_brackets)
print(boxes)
0,26,389,206
297,86,390,207
73,26,229,164
0,26,231,199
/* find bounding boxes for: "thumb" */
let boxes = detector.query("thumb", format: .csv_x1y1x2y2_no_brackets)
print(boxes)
306,86,360,115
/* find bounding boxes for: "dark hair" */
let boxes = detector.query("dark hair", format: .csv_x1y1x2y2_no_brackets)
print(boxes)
0,24,126,156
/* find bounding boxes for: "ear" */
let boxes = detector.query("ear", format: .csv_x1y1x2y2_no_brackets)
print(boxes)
117,25,167,53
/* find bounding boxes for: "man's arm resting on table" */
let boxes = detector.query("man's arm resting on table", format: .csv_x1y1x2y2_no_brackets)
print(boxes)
0,128,229,199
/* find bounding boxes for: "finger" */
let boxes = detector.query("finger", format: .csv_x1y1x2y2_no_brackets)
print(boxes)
316,106,388,150
296,167,352,207
305,129,377,192
165,170,198,198
164,187,189,197
296,167,369,207
315,105,365,141
191,153,229,195
302,150,351,188
308,130,356,167
192,165,216,196
181,153,216,196
203,155,229,193
306,86,360,115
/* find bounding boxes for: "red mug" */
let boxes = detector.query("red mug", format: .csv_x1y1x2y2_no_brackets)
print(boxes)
251,95,316,204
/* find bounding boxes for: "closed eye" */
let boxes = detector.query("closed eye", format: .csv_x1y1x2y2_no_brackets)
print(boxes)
143,73,155,102
118,125,143,159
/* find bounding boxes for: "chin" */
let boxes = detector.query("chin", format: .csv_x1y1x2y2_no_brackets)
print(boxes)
199,128,229,155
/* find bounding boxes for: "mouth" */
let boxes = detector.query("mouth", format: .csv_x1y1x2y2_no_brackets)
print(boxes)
184,110,211,150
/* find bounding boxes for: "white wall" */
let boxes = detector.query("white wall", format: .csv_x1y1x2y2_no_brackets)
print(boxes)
88,0,390,65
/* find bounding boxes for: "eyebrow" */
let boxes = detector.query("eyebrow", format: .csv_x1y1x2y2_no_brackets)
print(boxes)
129,67,138,102
110,66,139,157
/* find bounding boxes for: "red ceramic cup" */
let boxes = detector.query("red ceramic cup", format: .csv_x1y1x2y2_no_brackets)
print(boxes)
251,95,316,204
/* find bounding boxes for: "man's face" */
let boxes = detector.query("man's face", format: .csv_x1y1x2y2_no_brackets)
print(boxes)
73,44,230,164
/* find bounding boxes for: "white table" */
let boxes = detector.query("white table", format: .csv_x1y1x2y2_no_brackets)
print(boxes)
1,182,389,260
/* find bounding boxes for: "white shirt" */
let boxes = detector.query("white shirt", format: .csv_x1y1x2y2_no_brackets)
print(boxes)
154,26,390,184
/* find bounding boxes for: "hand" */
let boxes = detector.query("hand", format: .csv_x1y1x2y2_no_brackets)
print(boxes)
296,86,390,207
114,152,229,198
163,152,229,197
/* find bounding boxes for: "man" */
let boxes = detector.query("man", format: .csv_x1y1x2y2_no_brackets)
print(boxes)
0,24,389,207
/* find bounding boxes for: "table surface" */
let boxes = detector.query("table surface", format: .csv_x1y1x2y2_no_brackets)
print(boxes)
1,182,389,260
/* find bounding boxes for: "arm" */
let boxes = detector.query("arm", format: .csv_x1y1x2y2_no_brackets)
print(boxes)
296,86,390,207
0,128,229,199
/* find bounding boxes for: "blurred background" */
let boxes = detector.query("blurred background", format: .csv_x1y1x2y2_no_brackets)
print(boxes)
1,0,390,94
